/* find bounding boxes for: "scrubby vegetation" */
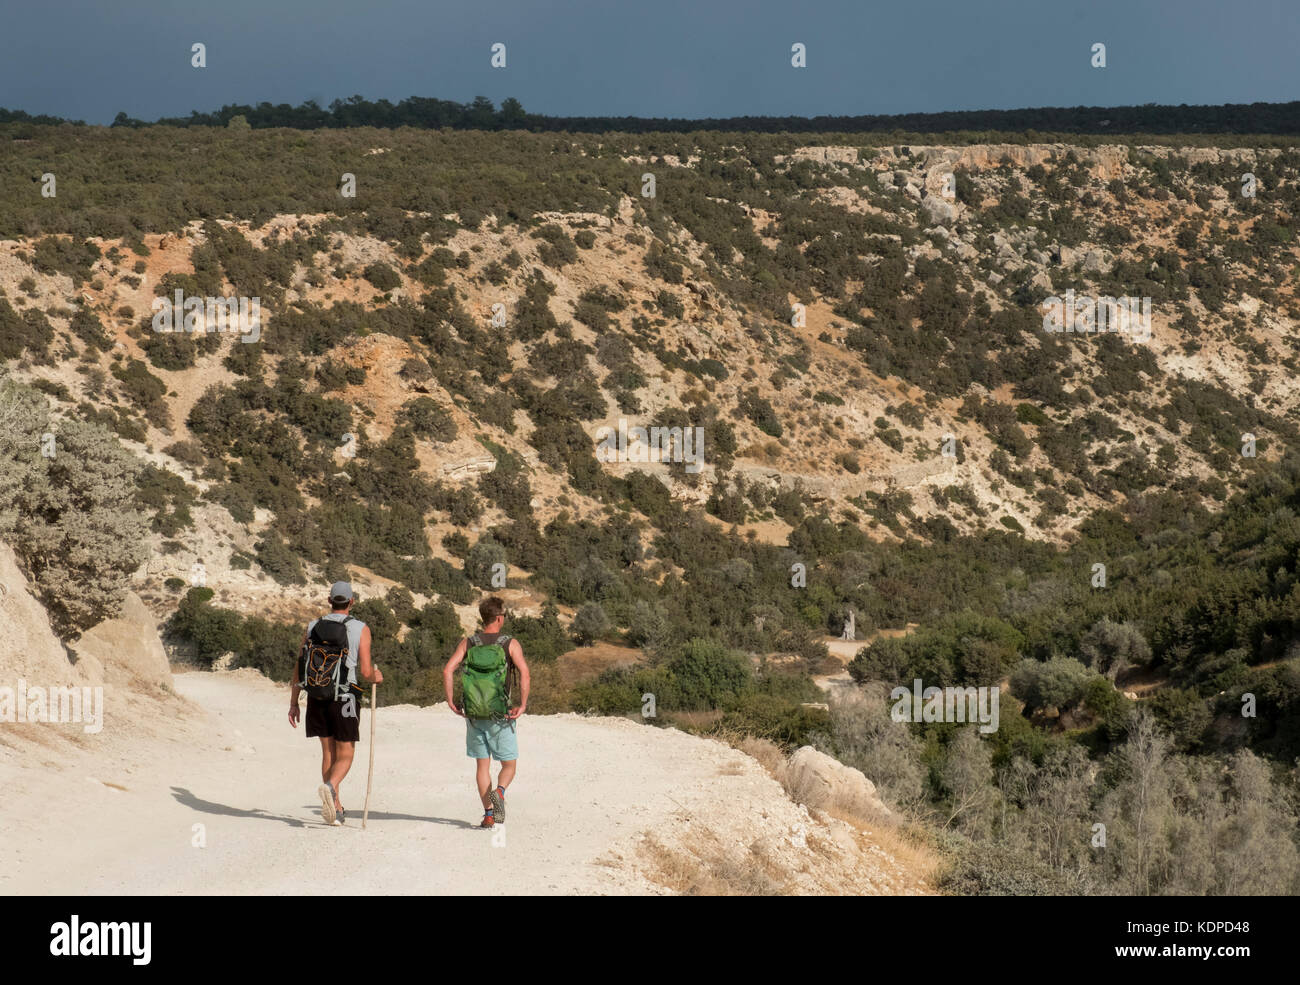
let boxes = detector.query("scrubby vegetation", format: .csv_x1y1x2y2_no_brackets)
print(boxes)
0,377,151,636
6,115,1300,895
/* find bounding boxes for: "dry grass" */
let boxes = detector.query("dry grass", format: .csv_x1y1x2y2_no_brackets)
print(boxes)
640,831,794,895
662,709,725,731
555,642,643,689
734,734,787,777
737,441,784,464
729,733,941,893
517,660,571,715
639,813,936,896
826,808,942,888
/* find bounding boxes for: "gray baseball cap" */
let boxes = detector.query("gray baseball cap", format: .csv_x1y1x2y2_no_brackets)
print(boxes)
328,581,354,604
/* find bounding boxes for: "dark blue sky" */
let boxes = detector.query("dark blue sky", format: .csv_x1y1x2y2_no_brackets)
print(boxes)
2,0,1296,125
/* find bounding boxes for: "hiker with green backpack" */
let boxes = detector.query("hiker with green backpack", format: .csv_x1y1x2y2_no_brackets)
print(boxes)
443,596,530,829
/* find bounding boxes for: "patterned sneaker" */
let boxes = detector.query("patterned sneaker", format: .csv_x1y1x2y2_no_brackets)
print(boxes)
479,810,496,829
318,783,337,826
489,785,506,824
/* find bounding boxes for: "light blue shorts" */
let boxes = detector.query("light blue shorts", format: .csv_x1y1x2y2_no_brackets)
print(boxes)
466,718,518,761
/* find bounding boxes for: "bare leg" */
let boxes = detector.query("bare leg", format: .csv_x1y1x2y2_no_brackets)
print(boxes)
327,741,355,809
497,759,516,793
319,737,335,784
475,758,493,808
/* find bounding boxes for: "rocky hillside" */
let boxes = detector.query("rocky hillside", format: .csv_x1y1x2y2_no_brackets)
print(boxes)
5,126,1300,896
3,135,1298,627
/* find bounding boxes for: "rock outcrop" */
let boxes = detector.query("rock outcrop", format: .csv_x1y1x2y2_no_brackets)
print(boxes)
72,593,173,690
0,542,83,688
0,541,174,736
786,745,891,818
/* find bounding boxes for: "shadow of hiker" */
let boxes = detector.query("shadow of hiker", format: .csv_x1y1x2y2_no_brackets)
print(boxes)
172,787,479,830
359,811,480,829
172,787,309,827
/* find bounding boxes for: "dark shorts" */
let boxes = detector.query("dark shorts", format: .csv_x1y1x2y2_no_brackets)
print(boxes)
305,694,361,742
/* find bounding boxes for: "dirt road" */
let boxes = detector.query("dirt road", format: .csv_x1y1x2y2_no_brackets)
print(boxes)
0,670,924,895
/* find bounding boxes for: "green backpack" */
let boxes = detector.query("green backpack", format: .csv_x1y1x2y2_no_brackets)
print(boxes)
461,633,513,720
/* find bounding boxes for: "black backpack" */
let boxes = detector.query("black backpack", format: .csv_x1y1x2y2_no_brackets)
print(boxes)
299,616,355,701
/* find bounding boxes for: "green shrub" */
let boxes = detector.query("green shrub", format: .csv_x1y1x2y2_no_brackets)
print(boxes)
1015,402,1050,427
571,602,611,644
166,588,247,666
464,536,507,589
363,262,401,291
570,666,654,716
442,531,471,557
232,617,303,681
70,309,112,351
667,638,752,711
534,224,577,268
697,358,728,380
509,601,572,662
256,532,307,585
717,693,829,747
1009,657,1093,712
1078,618,1151,679
111,358,171,429
0,298,53,360
139,331,200,371
400,396,457,443
34,236,101,285
656,290,684,318
135,463,196,536
737,389,782,437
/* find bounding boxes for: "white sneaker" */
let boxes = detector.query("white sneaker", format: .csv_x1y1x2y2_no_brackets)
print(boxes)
318,783,337,825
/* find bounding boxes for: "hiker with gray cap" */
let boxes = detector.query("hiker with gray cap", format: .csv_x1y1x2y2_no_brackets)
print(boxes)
289,581,382,825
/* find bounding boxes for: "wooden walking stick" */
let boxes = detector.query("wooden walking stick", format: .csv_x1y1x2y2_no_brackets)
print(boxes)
362,679,377,829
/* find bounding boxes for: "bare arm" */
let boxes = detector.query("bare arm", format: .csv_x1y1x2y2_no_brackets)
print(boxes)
507,638,530,719
443,637,468,715
288,632,307,727
357,625,383,684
